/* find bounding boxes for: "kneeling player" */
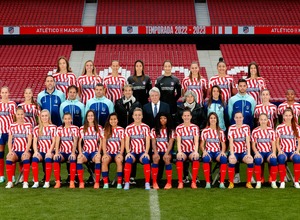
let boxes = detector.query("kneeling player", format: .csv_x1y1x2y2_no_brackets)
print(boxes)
176,108,200,189
200,112,227,189
123,108,151,190
228,112,254,189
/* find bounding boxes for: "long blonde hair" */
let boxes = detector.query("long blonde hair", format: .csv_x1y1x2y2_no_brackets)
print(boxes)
81,60,97,76
38,109,52,136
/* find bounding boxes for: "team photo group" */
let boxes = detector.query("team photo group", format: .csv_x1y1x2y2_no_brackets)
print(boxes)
1,56,300,190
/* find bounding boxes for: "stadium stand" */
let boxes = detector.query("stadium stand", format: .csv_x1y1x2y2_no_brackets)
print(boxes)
220,44,300,101
0,45,72,102
0,0,84,25
208,0,300,25
96,0,196,25
94,44,207,83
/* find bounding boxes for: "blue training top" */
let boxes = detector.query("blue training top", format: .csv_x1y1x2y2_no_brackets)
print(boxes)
37,89,66,126
85,96,114,127
60,99,85,127
228,93,256,129
204,99,227,131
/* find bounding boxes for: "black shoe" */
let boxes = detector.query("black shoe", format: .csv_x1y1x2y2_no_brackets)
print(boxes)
85,175,94,185
130,177,136,185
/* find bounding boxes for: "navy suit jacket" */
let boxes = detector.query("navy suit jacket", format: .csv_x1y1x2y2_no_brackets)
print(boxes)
143,101,170,128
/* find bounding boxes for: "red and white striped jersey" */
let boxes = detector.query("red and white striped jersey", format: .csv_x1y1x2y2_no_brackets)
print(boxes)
228,124,250,153
254,103,278,129
56,125,79,154
53,72,77,95
150,128,175,153
103,75,126,103
278,101,300,122
276,123,300,153
79,125,103,153
105,126,125,154
0,101,17,133
182,77,207,104
18,103,40,127
9,123,32,152
201,127,226,152
33,124,57,153
251,127,276,152
209,75,235,103
125,123,150,154
246,77,266,104
77,75,102,105
176,123,200,153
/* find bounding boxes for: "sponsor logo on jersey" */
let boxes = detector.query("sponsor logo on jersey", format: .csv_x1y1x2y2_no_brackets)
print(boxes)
39,135,52,141
108,137,120,142
233,137,246,142
82,84,95,89
108,84,121,89
0,111,10,116
13,134,27,138
84,135,98,140
206,138,220,143
56,81,69,86
61,137,73,141
280,135,294,139
156,137,168,142
181,135,193,140
131,134,145,139
188,85,201,90
161,87,174,91
257,138,271,143
219,84,229,89
133,86,146,90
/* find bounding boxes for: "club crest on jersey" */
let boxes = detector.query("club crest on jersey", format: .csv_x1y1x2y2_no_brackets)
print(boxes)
246,106,250,110
171,82,174,86
75,110,80,114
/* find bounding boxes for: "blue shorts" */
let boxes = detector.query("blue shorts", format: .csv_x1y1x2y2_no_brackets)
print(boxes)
14,151,25,162
234,152,248,162
130,152,148,163
60,152,73,161
83,151,98,162
207,151,221,161
281,152,294,161
258,152,272,161
0,133,8,145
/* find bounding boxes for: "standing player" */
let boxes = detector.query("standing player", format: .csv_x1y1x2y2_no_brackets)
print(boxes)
182,61,207,105
208,58,237,104
254,89,277,129
102,113,125,189
103,60,126,104
204,85,227,132
155,60,181,116
37,75,66,126
246,62,266,104
18,88,40,127
227,112,254,189
5,107,32,188
276,107,300,188
123,108,151,190
200,112,227,189
176,108,200,189
77,110,102,189
60,85,85,128
151,112,175,190
52,56,77,96
0,86,17,183
31,109,57,188
53,113,79,188
85,83,114,127
277,89,300,124
77,60,102,105
127,60,152,106
251,113,278,189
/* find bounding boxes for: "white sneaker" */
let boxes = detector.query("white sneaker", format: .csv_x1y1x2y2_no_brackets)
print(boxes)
0,176,6,183
255,181,261,189
32,182,39,188
5,181,13,188
18,174,24,183
271,181,278,189
279,182,285,189
294,182,300,189
23,182,29,189
233,173,241,184
43,182,50,188
251,176,256,184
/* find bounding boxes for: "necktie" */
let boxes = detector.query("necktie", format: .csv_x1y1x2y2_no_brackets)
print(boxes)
154,104,158,118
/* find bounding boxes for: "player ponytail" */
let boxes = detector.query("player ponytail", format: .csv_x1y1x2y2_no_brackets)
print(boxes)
284,107,299,137
217,57,226,66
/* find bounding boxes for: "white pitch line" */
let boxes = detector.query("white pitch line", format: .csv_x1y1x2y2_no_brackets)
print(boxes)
149,189,161,220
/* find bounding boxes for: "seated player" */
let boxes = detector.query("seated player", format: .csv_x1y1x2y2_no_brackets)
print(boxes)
77,110,103,189
252,113,277,189
123,108,151,190
200,112,227,189
102,113,125,189
227,112,254,189
176,108,200,189
53,113,79,188
5,107,32,189
151,112,175,190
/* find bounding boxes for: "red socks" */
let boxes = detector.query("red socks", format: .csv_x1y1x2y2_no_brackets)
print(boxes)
77,169,84,183
203,163,210,183
166,169,172,184
294,163,300,182
176,161,183,183
192,161,200,183
45,162,52,182
255,165,262,182
220,164,227,183
124,163,132,183
32,162,39,182
54,162,61,181
144,164,151,183
247,167,253,183
278,164,286,182
228,166,235,183
70,162,76,182
151,167,159,184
